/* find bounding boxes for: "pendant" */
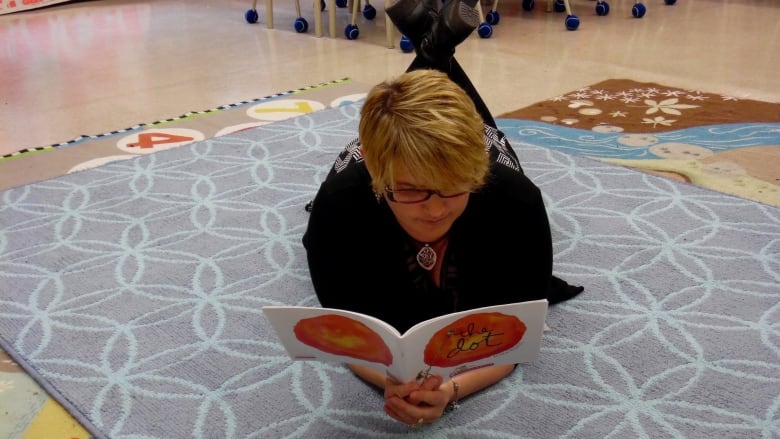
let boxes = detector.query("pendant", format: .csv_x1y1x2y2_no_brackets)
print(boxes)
416,244,437,271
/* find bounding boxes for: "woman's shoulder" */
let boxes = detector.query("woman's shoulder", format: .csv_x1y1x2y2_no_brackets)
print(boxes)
306,138,381,228
318,138,371,195
484,125,523,174
481,125,542,197
472,174,543,218
329,137,364,176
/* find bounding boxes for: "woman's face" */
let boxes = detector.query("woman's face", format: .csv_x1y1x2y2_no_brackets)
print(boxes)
385,165,470,244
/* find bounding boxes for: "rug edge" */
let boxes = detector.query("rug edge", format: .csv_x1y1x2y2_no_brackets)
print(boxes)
505,133,780,211
0,334,108,439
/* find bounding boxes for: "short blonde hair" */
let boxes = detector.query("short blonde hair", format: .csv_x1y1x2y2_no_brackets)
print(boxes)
358,69,489,195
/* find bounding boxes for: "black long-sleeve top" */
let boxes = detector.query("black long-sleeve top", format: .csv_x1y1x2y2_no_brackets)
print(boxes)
302,126,553,333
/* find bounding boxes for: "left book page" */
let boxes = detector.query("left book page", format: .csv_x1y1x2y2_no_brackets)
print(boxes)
262,306,403,374
263,300,548,382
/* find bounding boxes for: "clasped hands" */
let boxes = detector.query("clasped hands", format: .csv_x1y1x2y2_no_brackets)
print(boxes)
383,374,453,427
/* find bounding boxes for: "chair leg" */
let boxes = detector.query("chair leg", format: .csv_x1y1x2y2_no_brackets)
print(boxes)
343,0,360,39
562,0,573,15
262,0,274,29
384,0,394,48
546,0,573,14
350,0,360,26
330,0,338,38
314,0,323,36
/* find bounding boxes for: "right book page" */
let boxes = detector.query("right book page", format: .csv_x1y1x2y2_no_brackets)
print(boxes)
394,299,549,382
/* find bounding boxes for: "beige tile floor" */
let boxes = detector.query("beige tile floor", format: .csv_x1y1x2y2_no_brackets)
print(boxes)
2,0,779,159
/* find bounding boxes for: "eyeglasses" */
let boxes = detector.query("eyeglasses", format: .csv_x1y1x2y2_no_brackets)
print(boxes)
384,186,470,204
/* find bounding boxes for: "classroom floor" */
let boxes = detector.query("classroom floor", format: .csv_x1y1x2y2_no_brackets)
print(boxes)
2,0,779,157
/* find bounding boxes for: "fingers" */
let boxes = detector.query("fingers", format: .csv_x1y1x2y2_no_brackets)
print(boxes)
404,375,448,408
384,398,420,425
384,385,449,426
383,374,448,427
384,379,420,400
384,374,441,399
405,385,449,408
384,397,435,426
418,374,443,391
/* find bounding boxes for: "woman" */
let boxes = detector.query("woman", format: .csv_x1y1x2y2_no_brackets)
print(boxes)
302,0,583,427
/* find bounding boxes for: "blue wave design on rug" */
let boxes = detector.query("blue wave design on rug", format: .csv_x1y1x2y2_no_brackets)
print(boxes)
1,103,779,438
495,120,780,159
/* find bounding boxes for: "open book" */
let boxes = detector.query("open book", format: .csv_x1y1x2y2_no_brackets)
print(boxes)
262,299,548,383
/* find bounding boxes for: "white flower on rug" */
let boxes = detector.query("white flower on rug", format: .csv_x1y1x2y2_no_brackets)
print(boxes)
570,91,592,99
643,116,677,128
644,98,699,116
663,89,685,97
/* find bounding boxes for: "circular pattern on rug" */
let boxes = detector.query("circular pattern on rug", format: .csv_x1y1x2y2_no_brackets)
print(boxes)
117,128,205,154
246,99,326,121
69,155,136,173
215,121,273,137
330,93,368,108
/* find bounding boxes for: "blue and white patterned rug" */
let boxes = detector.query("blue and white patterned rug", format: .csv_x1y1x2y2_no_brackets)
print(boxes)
1,101,778,438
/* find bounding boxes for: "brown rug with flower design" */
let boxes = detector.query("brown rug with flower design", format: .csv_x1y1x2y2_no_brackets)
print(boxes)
497,78,780,207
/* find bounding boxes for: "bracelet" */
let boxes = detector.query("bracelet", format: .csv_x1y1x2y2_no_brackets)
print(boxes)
446,380,460,412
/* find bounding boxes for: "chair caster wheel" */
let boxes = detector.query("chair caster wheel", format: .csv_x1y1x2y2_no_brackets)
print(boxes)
399,35,414,52
565,14,579,30
345,24,359,40
363,4,376,19
478,22,493,38
486,10,499,25
632,2,646,18
245,9,258,23
294,17,309,33
595,1,609,16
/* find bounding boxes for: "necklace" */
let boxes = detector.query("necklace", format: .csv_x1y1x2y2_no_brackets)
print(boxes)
415,235,448,271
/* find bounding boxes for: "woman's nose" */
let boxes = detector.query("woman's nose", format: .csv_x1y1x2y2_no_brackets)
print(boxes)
422,194,447,217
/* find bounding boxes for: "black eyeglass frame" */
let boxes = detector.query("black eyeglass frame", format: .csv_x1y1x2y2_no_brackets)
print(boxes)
383,186,470,204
